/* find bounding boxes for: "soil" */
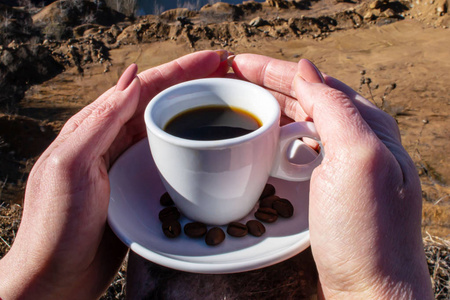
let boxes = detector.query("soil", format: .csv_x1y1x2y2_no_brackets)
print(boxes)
0,0,449,297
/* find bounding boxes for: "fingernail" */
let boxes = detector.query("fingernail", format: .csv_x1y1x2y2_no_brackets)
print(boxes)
311,62,325,84
116,63,138,91
298,59,325,84
306,59,324,83
227,55,235,67
214,49,228,62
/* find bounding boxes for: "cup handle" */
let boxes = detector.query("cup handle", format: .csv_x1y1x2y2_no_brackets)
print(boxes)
270,122,323,181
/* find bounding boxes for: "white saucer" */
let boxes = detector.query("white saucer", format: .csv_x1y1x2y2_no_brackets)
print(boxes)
108,138,316,274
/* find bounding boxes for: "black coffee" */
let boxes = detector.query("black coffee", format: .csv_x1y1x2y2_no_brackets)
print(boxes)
164,105,262,141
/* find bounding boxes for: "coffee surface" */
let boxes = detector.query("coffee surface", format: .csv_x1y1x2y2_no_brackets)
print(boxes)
164,105,261,140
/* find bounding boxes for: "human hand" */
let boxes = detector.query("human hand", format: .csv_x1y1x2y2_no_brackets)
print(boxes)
0,50,230,299
232,55,432,299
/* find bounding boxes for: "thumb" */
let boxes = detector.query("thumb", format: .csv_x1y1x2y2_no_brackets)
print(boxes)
293,60,378,154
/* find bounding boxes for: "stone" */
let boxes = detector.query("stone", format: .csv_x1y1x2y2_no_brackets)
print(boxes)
381,8,396,18
266,0,289,9
249,16,266,27
369,0,384,9
364,11,375,20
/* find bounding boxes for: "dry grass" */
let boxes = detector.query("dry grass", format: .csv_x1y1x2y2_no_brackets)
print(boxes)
424,233,450,299
100,261,127,299
0,203,21,257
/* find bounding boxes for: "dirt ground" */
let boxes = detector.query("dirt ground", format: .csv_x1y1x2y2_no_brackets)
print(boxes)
0,0,449,297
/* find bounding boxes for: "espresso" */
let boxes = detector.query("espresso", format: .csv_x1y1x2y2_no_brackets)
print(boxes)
164,105,262,141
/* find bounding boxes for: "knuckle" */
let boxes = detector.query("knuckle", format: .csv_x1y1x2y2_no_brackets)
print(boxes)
320,88,363,126
92,96,119,120
320,88,361,119
47,151,71,171
353,143,392,175
322,88,351,104
60,119,78,133
46,148,82,176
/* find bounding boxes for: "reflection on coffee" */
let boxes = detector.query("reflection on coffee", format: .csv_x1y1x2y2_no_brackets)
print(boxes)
164,105,262,140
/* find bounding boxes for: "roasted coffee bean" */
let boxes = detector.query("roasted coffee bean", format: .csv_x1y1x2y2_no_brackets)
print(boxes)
259,183,276,200
254,207,278,223
273,198,294,218
205,227,225,246
259,195,280,208
184,222,207,238
227,222,248,237
162,220,181,238
159,206,180,222
160,192,174,206
246,220,266,237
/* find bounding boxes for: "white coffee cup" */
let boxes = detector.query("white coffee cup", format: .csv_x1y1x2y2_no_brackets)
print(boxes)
144,78,322,225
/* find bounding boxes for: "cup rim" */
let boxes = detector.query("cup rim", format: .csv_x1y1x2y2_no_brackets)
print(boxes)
144,78,280,149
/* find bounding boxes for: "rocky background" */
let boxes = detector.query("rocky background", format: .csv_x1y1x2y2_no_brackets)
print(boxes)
0,0,449,298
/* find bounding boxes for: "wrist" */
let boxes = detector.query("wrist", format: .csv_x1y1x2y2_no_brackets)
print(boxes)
321,278,428,300
318,255,433,300
0,240,66,300
0,246,44,299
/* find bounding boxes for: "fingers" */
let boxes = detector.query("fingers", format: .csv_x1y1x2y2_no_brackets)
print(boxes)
57,63,138,140
62,66,141,159
137,50,230,110
295,59,403,155
296,59,324,84
232,54,313,121
232,54,401,141
102,50,233,155
323,74,402,142
116,63,138,91
40,51,231,167
103,50,232,163
297,59,401,145
33,64,139,171
232,54,298,97
293,60,379,153
295,60,415,188
269,89,312,122
62,50,229,146
57,86,115,139
322,73,415,182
